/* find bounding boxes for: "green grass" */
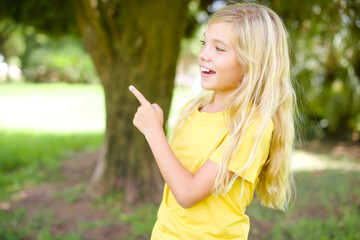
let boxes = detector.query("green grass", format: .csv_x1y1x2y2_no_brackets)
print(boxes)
0,83,106,199
0,83,194,239
95,192,158,239
54,184,87,203
247,170,360,240
0,207,28,239
0,83,195,201
0,130,103,200
0,208,83,240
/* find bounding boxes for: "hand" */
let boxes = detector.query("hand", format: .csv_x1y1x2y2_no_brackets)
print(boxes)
129,85,164,137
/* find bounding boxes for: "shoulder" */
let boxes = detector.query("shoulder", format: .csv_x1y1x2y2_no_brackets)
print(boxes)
246,114,274,139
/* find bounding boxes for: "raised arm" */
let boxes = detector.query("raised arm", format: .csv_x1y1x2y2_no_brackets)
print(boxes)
129,85,219,208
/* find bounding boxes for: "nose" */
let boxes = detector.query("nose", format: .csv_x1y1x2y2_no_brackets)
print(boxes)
198,47,210,62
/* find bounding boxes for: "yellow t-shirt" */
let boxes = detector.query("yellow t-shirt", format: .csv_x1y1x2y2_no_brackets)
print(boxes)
151,108,274,240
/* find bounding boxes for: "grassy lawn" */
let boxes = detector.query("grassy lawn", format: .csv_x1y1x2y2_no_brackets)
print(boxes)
0,83,196,239
0,83,107,200
0,83,359,239
247,170,360,240
0,83,195,200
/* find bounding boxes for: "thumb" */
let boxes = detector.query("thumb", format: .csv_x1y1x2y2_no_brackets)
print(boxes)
152,103,163,125
152,103,163,113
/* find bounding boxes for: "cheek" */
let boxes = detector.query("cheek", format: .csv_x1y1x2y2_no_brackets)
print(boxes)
230,58,243,81
225,70,242,87
225,62,242,83
234,65,243,80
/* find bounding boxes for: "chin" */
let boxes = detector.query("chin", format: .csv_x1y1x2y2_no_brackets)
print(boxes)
200,80,215,90
200,83,213,91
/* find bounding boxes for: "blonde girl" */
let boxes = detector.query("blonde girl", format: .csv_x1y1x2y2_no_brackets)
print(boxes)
129,2,295,239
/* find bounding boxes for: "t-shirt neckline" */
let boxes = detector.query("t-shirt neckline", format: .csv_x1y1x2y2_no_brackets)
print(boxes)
193,108,227,121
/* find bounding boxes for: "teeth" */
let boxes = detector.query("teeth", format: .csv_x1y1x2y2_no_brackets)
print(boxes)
201,67,210,73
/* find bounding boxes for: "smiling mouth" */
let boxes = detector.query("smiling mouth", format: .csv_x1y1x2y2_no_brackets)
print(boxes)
200,67,216,74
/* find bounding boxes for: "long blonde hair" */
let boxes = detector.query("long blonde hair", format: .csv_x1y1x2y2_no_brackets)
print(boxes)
173,3,295,210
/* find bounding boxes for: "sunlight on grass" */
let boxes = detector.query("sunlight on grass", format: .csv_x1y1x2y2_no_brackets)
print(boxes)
0,83,105,132
0,83,197,132
292,150,360,172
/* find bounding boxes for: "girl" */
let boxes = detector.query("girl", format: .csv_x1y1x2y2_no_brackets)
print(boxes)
129,2,295,239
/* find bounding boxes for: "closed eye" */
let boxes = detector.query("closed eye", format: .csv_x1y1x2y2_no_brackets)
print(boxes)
201,39,225,52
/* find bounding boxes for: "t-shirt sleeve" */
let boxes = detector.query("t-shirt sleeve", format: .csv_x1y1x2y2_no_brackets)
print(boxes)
209,118,274,184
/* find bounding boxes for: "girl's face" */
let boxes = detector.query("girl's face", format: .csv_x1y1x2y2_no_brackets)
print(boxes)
198,22,243,94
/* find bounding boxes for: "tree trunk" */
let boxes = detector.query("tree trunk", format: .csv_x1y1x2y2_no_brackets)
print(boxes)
74,0,190,204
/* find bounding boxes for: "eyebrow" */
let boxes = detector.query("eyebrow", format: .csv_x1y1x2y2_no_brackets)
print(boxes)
203,32,232,49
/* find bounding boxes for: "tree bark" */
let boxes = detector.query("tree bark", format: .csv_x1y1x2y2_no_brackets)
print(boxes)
74,0,190,204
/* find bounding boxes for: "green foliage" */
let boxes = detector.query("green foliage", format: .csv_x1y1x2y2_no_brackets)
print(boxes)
24,36,98,83
185,0,360,140
0,19,25,65
0,0,77,37
0,20,97,83
272,0,360,140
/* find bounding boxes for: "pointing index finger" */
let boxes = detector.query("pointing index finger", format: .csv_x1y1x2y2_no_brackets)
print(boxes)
129,85,149,105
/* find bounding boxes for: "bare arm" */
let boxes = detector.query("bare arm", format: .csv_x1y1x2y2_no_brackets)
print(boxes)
129,85,220,208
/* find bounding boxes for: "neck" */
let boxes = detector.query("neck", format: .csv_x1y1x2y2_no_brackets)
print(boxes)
201,89,236,113
213,89,237,110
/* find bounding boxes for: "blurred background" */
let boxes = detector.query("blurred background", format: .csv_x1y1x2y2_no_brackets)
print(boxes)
0,0,359,239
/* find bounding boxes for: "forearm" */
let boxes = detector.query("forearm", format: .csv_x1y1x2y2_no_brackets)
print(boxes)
128,85,216,208
145,128,195,207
